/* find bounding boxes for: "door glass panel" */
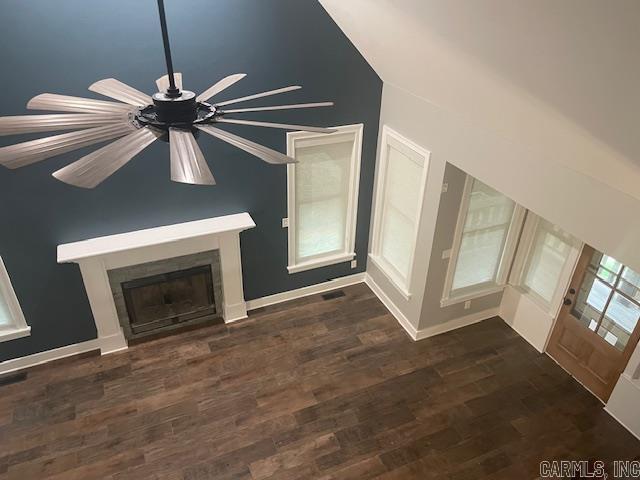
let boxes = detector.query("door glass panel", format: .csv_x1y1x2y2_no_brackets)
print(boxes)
574,272,609,329
600,255,623,275
571,249,640,351
622,267,640,288
619,280,640,303
596,266,618,285
596,292,640,350
585,278,612,313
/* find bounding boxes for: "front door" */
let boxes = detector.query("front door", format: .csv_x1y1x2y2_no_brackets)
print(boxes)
547,245,640,401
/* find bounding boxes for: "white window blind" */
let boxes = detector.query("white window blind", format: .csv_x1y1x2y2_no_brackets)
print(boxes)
0,256,31,341
451,179,516,293
509,214,581,312
442,177,525,306
370,127,430,297
287,125,363,273
521,219,574,304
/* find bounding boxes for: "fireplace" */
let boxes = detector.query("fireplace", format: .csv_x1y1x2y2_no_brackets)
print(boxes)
122,265,217,338
108,250,224,342
57,213,255,354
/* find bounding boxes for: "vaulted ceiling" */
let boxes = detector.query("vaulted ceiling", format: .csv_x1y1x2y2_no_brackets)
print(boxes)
320,0,640,201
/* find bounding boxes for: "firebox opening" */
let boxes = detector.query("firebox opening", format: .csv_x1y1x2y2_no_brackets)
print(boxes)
121,265,218,339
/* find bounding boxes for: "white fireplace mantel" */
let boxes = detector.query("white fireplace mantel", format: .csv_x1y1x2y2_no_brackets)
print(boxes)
58,212,256,355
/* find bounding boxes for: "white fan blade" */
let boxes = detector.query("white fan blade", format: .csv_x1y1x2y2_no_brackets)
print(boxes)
197,125,296,165
27,93,133,114
0,113,129,136
156,73,183,92
220,102,333,114
196,73,247,103
0,123,135,169
169,128,215,185
216,118,336,134
214,86,301,107
53,127,162,188
89,78,152,107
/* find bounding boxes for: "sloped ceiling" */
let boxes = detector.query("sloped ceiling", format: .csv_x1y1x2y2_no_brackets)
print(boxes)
319,0,640,201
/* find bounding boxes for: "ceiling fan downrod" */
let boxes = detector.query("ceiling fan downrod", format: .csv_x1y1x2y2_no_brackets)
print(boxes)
156,0,180,98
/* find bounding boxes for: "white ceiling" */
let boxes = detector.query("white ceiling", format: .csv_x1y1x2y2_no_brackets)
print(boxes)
319,0,640,200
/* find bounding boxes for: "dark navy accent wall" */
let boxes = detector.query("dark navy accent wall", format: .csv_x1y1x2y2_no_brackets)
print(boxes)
0,0,381,361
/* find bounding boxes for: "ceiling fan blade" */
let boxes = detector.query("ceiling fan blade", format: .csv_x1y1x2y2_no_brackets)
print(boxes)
89,78,152,107
220,102,334,114
53,127,162,188
0,123,135,169
156,72,183,92
214,85,302,107
27,93,133,114
197,125,296,165
216,118,336,134
0,113,129,136
169,128,215,186
196,73,247,103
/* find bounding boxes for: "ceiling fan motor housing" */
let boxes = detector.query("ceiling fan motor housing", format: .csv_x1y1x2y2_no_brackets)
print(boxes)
152,91,198,123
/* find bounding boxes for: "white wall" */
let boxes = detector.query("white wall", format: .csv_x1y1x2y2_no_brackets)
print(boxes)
319,0,640,206
500,286,555,353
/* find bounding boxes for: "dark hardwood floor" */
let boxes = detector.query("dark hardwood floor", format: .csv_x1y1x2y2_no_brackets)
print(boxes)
1,283,638,479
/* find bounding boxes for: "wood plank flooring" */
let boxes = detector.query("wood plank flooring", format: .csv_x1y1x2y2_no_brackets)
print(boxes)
0,283,638,479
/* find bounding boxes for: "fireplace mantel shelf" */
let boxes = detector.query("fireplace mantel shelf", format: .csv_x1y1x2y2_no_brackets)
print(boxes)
57,213,255,263
56,212,256,356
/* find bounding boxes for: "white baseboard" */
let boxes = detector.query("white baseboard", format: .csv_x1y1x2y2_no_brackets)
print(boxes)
0,338,100,375
415,307,500,340
246,273,366,311
364,273,418,340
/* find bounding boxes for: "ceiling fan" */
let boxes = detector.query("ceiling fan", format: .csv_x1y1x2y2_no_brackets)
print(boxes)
0,0,335,188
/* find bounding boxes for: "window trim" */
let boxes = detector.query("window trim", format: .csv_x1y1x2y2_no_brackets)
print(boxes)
0,256,30,342
286,124,363,274
369,126,431,299
441,175,526,307
509,212,583,316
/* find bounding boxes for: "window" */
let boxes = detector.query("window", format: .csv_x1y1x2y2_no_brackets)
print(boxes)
442,177,525,306
369,126,430,298
573,251,640,351
0,256,30,342
286,124,363,273
510,214,582,311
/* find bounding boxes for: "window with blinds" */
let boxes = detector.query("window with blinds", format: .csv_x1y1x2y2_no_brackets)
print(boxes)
369,127,430,297
0,256,30,342
286,125,363,273
521,219,577,305
442,177,524,305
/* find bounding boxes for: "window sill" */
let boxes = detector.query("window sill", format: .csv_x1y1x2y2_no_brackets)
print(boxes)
0,325,31,342
368,254,412,301
287,252,355,274
440,285,505,308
